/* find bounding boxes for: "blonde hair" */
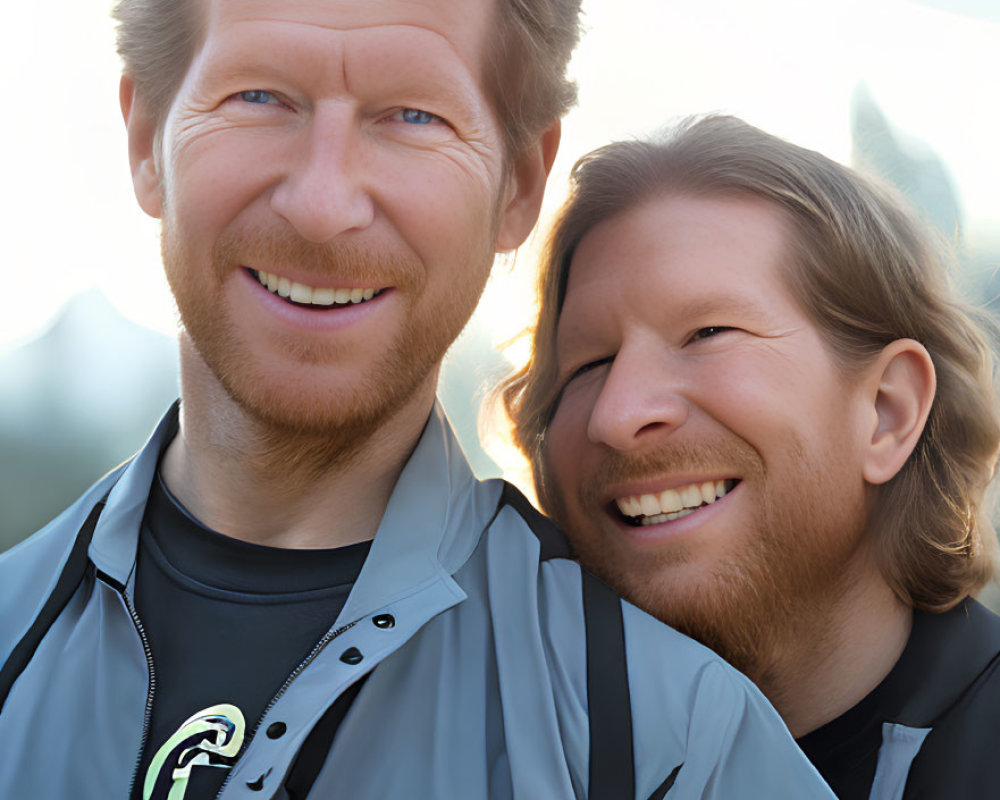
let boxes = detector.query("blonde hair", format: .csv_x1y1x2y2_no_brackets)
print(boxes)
503,115,1000,611
112,0,582,160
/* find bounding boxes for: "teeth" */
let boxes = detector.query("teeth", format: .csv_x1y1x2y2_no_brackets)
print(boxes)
681,485,702,508
312,288,336,305
640,494,660,516
638,507,698,526
616,479,734,524
253,270,380,307
289,282,312,303
658,488,682,514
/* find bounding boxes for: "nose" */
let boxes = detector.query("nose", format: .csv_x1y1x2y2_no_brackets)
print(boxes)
586,351,689,452
270,106,375,243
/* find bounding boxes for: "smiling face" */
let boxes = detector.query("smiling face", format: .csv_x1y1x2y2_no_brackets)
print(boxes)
127,0,546,441
543,193,877,676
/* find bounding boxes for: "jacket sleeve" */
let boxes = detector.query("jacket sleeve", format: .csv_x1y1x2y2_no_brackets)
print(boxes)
622,604,835,800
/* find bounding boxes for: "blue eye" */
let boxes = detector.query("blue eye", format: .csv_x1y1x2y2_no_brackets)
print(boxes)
238,90,277,105
398,108,439,125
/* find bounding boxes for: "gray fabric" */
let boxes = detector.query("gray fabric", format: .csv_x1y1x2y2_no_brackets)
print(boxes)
868,723,931,800
0,404,835,799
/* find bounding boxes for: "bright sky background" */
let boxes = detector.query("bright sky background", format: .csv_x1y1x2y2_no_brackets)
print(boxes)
1,0,997,359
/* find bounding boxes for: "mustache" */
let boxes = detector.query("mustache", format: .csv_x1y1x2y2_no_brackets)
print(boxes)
548,437,763,509
211,226,422,286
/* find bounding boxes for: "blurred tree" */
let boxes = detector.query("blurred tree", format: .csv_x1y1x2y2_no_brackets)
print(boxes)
851,86,1000,610
0,290,178,550
851,83,964,246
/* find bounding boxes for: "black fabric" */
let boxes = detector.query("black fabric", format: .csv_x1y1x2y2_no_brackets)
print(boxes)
282,672,370,799
797,599,1000,800
499,481,574,561
131,473,370,800
582,569,636,800
900,599,1000,799
647,763,682,800
902,655,1000,798
0,495,108,713
795,676,884,798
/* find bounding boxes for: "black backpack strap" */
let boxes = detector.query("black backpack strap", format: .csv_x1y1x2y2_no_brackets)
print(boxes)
498,482,681,799
0,495,108,713
583,569,636,800
496,483,639,797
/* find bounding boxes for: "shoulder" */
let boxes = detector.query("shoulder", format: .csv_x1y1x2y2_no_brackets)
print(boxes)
903,601,1000,795
0,466,123,666
442,482,834,797
479,481,766,688
481,485,789,729
488,480,575,560
903,655,1000,796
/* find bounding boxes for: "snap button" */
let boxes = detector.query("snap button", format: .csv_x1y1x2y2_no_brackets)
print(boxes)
246,768,272,791
266,722,287,739
340,647,364,665
372,614,395,629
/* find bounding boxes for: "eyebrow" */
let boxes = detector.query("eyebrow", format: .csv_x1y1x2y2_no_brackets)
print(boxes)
555,291,779,364
667,293,777,324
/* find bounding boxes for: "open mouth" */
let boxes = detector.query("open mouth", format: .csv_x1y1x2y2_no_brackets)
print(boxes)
248,268,384,308
615,479,740,526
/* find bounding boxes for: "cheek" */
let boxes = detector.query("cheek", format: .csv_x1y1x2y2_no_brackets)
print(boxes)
689,355,834,442
163,156,256,246
543,406,594,501
376,148,504,238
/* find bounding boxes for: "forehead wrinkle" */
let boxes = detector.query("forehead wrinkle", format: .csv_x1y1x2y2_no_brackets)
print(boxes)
203,18,486,114
211,14,481,74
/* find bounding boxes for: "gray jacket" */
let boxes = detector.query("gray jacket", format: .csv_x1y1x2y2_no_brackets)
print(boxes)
0,404,834,799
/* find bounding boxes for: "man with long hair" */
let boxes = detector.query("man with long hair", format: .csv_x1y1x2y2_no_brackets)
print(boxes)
505,115,1000,799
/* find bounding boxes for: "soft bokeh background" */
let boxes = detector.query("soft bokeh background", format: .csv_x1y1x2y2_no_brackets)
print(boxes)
2,0,999,586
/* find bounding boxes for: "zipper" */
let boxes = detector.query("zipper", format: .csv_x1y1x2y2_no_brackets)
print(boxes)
114,579,158,800
214,619,359,798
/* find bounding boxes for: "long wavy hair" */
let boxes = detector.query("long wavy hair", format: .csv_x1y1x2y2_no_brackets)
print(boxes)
503,115,1000,611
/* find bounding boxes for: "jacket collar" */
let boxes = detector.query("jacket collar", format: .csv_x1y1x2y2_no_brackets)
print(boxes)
88,401,500,612
336,403,500,624
881,598,1000,726
88,402,179,585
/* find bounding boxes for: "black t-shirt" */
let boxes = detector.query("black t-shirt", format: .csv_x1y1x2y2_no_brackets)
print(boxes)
797,601,1000,799
796,609,941,799
130,473,371,800
795,668,886,798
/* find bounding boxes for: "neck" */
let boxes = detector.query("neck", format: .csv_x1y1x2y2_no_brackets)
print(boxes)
161,339,438,549
754,553,913,738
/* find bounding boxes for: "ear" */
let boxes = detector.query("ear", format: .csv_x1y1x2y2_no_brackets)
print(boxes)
120,75,164,219
862,338,936,485
494,120,561,252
